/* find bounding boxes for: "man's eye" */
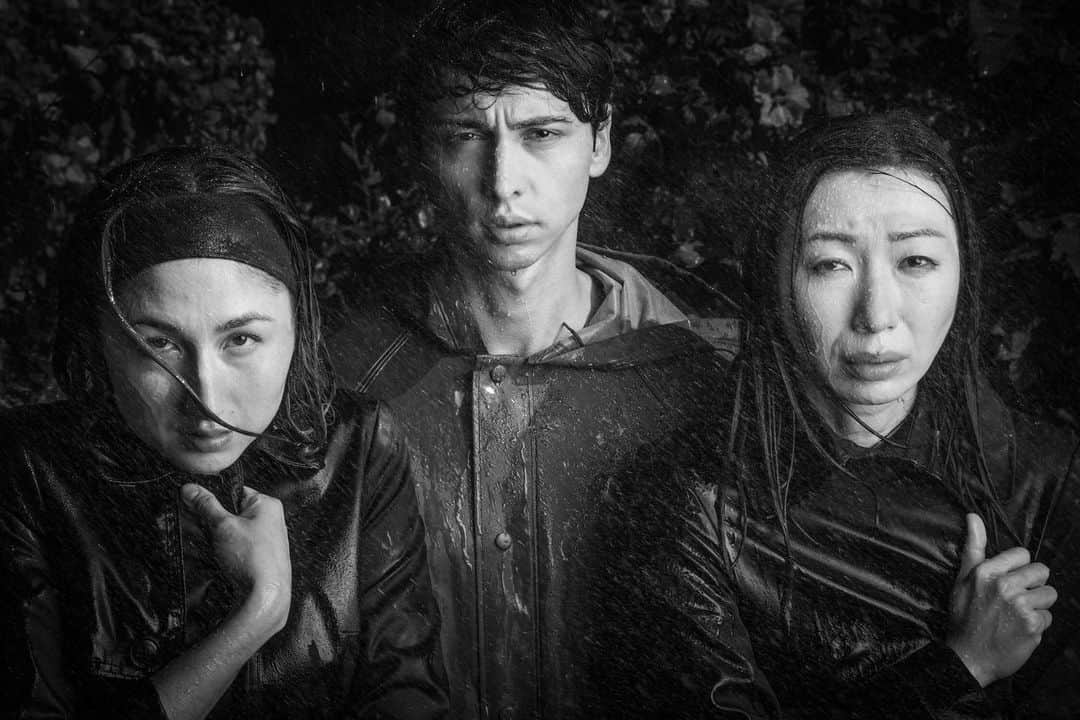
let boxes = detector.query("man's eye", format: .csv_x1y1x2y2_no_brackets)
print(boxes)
447,131,481,144
526,128,557,141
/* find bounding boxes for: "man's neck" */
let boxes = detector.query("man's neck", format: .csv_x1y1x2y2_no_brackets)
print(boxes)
449,247,596,356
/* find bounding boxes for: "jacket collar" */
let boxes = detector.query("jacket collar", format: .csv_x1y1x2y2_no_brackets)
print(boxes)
824,376,1015,483
386,245,717,367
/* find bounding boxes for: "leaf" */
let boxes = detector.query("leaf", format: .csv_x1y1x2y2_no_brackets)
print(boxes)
747,4,783,44
739,43,770,65
672,241,705,268
1051,214,1080,280
1016,219,1048,239
649,74,674,95
375,108,396,129
130,33,162,53
339,141,358,164
61,44,105,73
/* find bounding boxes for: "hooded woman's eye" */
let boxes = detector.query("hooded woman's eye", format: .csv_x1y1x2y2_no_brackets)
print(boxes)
809,259,850,275
225,333,261,353
900,255,938,272
144,335,178,353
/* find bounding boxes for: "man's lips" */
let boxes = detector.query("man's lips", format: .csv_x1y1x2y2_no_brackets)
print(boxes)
482,216,537,243
488,215,534,229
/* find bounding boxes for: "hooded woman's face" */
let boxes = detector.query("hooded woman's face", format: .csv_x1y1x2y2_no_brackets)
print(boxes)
779,167,960,420
102,257,296,474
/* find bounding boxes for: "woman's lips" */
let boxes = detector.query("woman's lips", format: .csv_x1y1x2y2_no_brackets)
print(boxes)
180,427,232,453
841,351,907,381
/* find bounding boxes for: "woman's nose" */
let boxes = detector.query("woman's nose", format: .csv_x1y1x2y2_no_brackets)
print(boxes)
181,353,225,417
852,266,900,334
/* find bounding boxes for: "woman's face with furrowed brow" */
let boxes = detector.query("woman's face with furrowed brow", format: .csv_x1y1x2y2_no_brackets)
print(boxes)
779,167,960,415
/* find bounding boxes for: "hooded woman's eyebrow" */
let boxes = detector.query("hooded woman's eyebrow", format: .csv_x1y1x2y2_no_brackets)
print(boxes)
128,312,274,334
215,313,275,332
805,232,855,245
890,228,949,241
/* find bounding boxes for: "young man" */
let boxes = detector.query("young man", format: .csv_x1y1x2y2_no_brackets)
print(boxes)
330,2,737,716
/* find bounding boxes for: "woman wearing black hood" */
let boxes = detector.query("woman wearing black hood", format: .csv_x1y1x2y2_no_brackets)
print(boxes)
597,112,1080,719
0,147,448,719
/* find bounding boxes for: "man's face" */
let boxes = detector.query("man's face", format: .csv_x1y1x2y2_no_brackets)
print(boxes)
427,84,611,273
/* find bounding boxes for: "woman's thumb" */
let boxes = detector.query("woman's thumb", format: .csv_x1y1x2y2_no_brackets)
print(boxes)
958,513,987,579
180,483,231,524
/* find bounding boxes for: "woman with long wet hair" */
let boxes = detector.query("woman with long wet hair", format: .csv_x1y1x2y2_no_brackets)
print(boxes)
0,147,448,719
598,111,1080,718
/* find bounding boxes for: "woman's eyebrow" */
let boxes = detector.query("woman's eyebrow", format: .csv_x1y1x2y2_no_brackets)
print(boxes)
216,313,275,332
129,313,274,334
129,317,183,334
805,231,855,245
805,228,950,244
891,228,949,241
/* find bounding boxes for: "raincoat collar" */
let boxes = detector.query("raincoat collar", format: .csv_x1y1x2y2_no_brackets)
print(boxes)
820,376,1016,499
403,246,710,366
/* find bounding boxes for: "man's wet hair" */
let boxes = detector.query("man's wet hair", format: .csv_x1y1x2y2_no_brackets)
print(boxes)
401,0,614,133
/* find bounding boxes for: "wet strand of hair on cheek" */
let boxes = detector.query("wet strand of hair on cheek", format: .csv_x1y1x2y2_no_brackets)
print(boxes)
99,233,302,453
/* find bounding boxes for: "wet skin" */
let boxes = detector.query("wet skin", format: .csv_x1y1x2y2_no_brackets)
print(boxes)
429,84,611,275
102,258,295,474
780,167,961,434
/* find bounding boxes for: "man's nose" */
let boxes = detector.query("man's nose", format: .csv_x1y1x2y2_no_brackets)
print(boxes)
852,263,901,334
485,137,525,201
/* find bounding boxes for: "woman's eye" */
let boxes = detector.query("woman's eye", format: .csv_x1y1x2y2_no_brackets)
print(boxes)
226,333,260,350
144,336,177,353
900,255,938,271
809,259,849,275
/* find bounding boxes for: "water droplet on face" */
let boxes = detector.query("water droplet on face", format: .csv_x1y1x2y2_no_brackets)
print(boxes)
510,269,518,277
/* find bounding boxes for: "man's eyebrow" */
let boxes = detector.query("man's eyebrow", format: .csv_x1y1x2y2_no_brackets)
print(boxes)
507,115,573,130
435,118,488,130
434,115,574,131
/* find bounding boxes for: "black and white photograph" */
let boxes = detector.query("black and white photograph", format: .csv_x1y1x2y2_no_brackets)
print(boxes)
2,1,1079,717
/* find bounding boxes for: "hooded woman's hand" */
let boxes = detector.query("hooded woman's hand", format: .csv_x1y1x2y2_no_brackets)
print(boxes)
181,483,292,632
947,513,1057,687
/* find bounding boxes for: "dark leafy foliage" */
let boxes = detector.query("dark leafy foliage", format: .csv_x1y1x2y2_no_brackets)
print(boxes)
3,0,1079,424
0,0,275,405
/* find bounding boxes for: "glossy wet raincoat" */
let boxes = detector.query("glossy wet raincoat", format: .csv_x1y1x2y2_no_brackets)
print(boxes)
593,377,1080,719
0,395,448,719
329,247,738,719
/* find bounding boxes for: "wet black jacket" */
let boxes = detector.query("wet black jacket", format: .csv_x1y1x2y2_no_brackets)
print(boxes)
0,395,448,719
329,249,738,719
595,380,1080,719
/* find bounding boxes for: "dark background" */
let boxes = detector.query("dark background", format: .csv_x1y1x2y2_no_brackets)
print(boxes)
2,0,1078,425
